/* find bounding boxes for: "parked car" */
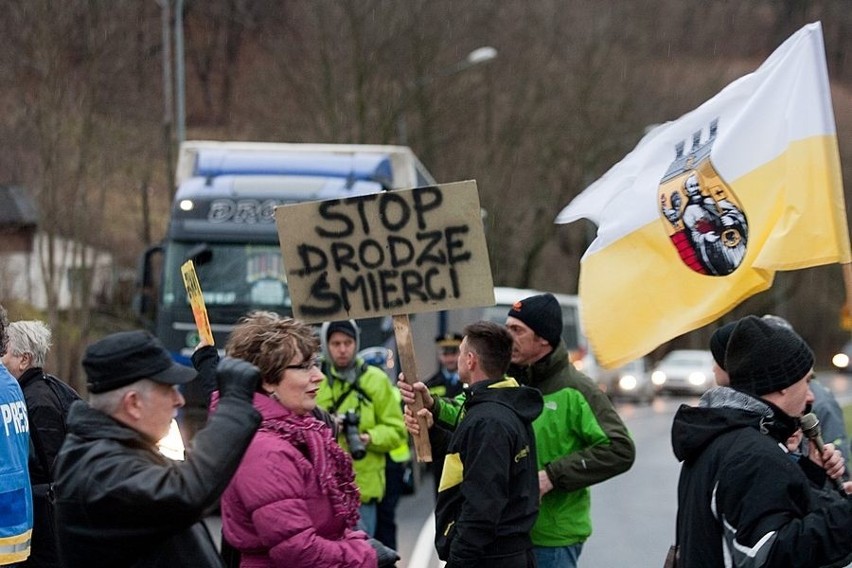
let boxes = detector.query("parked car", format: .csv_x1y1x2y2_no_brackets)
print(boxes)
832,340,852,373
651,349,715,396
597,358,654,404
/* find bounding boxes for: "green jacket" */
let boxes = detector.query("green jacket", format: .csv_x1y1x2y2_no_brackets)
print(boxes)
434,342,635,547
317,359,407,502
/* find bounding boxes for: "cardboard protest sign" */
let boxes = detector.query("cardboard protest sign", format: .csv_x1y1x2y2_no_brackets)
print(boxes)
180,260,215,346
275,180,494,323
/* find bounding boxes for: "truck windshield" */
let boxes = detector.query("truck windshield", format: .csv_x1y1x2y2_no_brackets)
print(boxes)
162,242,290,309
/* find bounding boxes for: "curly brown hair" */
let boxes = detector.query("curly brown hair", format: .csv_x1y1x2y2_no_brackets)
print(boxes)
0,304,8,357
225,311,319,387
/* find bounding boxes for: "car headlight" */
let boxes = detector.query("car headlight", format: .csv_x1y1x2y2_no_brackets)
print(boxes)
651,371,666,385
688,372,706,386
619,375,638,391
833,353,850,369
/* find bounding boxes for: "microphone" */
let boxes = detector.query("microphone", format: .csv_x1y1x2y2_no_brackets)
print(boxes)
800,412,847,494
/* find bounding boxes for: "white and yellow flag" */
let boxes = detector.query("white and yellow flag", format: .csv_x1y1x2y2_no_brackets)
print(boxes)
556,22,851,368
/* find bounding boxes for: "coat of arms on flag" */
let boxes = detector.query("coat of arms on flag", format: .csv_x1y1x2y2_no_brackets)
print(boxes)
658,119,749,277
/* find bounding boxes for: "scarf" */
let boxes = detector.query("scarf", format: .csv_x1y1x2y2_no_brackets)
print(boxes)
259,412,361,528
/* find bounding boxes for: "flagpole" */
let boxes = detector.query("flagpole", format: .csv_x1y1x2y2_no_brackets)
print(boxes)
844,263,852,314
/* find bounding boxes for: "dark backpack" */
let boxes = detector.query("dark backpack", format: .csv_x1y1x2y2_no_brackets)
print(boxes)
42,373,81,416
28,372,81,480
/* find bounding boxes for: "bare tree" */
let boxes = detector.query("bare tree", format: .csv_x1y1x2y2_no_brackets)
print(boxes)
183,0,263,125
0,0,157,387
0,0,848,368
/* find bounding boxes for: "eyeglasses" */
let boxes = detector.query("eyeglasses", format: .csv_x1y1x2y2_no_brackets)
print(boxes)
285,358,320,372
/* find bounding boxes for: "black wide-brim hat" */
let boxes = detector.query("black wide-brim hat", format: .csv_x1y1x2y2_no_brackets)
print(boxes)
84,330,197,394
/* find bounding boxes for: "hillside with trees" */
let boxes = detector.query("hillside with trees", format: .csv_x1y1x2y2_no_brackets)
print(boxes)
0,0,850,385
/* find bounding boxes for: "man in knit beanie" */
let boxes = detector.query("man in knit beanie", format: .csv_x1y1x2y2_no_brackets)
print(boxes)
506,293,564,350
672,315,852,567
400,292,635,568
316,319,406,539
742,315,850,466
725,315,815,406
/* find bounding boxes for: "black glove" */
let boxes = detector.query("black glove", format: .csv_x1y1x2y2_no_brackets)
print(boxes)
368,538,399,567
215,356,260,402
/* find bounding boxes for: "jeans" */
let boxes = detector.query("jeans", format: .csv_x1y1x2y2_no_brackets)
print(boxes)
533,543,583,568
359,501,378,536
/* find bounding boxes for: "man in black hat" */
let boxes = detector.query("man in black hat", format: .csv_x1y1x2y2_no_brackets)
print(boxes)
710,316,849,464
672,315,852,567
401,293,636,568
54,330,262,568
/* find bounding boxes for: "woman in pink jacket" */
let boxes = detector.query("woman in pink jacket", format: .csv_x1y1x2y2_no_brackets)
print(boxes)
219,311,398,567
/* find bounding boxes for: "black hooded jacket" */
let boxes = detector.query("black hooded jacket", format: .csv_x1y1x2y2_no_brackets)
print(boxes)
434,377,543,566
672,387,852,568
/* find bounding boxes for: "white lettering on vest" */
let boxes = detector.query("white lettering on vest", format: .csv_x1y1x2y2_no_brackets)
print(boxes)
1,401,29,436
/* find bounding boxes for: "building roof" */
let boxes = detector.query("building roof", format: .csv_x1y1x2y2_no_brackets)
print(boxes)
0,186,38,226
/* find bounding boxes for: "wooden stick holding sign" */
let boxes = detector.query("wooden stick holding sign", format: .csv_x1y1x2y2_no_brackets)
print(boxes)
391,313,431,461
275,180,495,463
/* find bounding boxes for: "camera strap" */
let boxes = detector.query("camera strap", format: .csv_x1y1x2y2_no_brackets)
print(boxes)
325,362,373,415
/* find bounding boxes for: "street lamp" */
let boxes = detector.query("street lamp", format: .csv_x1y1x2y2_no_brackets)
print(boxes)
463,46,499,68
396,45,498,145
415,46,498,89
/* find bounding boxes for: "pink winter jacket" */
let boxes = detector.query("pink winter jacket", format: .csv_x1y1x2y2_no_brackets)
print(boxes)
220,393,377,568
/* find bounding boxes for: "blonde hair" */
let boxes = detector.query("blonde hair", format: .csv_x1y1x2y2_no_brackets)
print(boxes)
225,311,319,385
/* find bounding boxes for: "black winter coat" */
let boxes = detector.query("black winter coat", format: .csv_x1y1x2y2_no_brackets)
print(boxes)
434,377,542,567
20,367,80,568
54,395,260,568
672,387,852,568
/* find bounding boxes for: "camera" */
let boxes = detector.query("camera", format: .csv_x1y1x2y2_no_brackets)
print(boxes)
342,410,367,460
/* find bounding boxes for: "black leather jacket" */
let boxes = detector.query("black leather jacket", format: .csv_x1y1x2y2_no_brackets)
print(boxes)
54,395,260,568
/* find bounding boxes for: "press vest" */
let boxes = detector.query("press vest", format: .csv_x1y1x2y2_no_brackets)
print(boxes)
0,364,33,564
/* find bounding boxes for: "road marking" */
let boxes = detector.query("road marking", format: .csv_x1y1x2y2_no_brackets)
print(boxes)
407,509,444,568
